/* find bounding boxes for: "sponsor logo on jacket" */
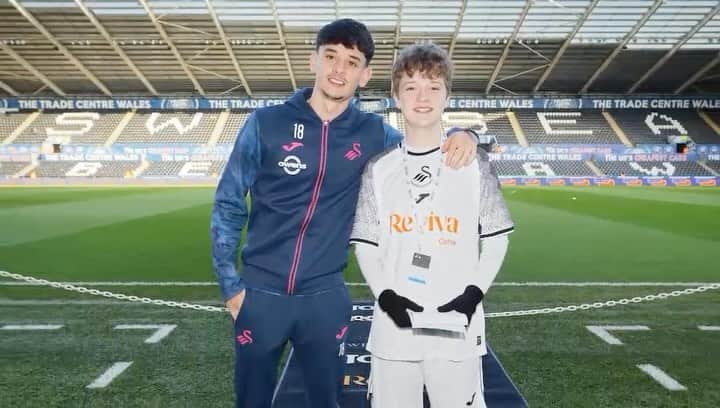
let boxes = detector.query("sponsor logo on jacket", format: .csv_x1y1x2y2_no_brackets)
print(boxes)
390,212,459,234
278,155,307,175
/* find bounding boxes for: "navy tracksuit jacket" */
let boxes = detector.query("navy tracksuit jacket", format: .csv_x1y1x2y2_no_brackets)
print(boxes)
211,88,401,407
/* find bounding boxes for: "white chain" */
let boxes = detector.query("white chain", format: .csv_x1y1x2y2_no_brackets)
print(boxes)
2,270,718,318
486,283,720,318
0,270,226,313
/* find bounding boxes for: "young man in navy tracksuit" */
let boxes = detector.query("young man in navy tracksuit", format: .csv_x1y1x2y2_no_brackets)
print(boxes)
211,19,477,408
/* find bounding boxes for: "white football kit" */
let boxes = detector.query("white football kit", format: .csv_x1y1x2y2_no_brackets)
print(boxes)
350,145,514,408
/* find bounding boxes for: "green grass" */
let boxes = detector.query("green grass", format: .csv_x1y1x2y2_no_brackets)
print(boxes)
1,186,719,407
0,288,717,407
2,186,718,283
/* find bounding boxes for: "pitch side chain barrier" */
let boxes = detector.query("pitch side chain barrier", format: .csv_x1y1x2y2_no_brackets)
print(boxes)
2,270,719,318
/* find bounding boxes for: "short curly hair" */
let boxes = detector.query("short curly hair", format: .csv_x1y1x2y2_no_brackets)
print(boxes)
392,42,452,97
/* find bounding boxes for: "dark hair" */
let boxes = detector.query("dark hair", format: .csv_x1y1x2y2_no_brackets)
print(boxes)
392,42,453,96
316,18,375,65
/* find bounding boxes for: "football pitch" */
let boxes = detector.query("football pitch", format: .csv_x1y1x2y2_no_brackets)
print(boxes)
1,186,719,407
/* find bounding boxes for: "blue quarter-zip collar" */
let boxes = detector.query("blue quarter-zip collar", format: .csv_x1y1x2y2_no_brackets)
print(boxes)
287,87,360,127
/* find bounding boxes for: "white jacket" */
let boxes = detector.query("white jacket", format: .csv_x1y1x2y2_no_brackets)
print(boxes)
350,147,513,361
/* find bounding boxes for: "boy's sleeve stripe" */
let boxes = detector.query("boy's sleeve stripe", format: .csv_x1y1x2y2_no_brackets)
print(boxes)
478,226,514,238
349,238,379,247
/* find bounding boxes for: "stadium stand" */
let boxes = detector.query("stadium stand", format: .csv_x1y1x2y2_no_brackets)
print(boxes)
142,161,226,177
493,160,537,176
514,111,620,144
115,111,220,144
392,109,407,135
216,112,249,145
393,110,519,145
704,160,720,174
142,161,185,177
385,110,519,145
74,112,127,145
209,160,226,176
443,111,519,145
547,160,599,176
702,111,720,134
30,161,78,177
380,112,393,130
12,111,126,145
491,160,594,177
217,111,484,145
1,107,717,181
0,161,30,177
29,161,140,177
595,161,713,177
0,113,32,143
611,110,718,145
93,161,141,177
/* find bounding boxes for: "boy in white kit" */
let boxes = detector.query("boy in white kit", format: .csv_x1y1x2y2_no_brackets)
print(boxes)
349,43,514,408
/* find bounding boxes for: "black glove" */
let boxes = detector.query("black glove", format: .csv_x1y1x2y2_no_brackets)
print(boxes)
437,285,484,326
378,289,424,328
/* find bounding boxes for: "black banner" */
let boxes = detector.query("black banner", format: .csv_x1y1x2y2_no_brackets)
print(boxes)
273,302,527,407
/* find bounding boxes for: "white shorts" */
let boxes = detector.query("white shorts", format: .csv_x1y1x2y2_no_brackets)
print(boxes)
368,355,486,408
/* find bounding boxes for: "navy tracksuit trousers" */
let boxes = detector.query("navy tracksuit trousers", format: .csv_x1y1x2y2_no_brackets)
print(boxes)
232,285,352,408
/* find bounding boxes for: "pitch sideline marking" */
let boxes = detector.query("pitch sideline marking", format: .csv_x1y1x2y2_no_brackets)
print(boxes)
114,324,177,344
585,325,651,345
86,362,133,389
272,347,294,404
636,364,687,391
698,325,720,331
0,324,63,330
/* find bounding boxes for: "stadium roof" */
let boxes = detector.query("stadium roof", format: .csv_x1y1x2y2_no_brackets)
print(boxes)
1,0,720,97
